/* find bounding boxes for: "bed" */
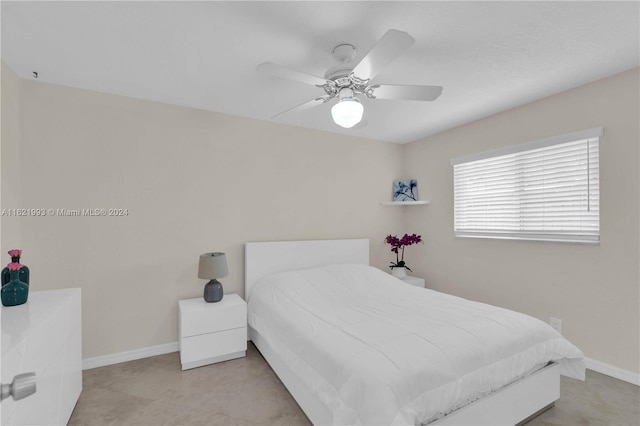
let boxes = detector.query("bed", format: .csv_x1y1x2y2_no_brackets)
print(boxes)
245,238,585,425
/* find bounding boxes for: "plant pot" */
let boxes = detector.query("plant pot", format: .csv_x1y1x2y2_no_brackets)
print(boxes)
391,267,408,279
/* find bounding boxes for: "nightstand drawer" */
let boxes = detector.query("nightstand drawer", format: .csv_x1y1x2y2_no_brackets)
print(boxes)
180,327,247,364
179,294,246,337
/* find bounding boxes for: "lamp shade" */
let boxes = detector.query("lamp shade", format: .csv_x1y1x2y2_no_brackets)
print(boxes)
331,98,363,128
198,252,228,280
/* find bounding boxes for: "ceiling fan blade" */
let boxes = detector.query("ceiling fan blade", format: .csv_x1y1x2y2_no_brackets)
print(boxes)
351,29,415,82
257,62,331,87
367,84,443,101
272,96,332,119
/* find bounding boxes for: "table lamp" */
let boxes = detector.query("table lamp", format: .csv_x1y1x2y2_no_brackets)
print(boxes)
198,252,228,302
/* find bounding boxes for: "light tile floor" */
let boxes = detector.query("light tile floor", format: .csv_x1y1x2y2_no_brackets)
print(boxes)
69,344,639,425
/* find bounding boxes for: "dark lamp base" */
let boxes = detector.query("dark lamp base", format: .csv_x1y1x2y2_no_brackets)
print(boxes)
204,279,224,303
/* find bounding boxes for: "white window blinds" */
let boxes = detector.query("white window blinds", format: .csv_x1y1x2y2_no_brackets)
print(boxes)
451,127,602,243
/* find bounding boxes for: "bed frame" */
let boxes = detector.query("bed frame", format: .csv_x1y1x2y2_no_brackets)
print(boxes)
245,238,559,425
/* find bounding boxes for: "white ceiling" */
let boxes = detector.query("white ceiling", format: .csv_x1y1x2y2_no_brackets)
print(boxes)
2,1,638,144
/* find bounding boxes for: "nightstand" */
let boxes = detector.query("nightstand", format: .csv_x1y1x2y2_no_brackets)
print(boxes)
179,294,247,370
401,276,426,288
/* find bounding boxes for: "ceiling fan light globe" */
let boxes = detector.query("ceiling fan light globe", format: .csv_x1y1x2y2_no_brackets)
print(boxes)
331,98,364,128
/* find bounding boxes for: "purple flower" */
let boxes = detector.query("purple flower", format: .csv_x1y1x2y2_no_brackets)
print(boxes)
384,233,423,271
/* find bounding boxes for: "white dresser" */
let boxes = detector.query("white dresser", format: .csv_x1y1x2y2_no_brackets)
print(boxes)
179,294,247,370
1,289,82,425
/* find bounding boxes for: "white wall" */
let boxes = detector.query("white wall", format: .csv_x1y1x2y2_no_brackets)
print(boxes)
2,69,404,358
403,68,640,374
1,63,22,247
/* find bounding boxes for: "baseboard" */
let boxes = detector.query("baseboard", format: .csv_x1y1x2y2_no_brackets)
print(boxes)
82,341,179,370
585,357,640,386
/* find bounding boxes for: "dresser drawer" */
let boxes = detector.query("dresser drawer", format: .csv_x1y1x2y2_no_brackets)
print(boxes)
179,294,246,337
180,327,247,364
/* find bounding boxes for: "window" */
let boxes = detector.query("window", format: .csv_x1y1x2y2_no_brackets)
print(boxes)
452,127,601,243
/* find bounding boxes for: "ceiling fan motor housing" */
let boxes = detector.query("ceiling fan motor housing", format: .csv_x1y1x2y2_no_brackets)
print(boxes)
323,43,371,97
323,67,371,97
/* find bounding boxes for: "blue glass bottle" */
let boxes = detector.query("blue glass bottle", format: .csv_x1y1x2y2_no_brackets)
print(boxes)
1,268,29,306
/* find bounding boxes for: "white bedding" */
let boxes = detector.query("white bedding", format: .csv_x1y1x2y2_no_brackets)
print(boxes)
248,264,585,425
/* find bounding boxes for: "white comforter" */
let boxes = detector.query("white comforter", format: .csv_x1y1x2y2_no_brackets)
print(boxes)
248,264,585,425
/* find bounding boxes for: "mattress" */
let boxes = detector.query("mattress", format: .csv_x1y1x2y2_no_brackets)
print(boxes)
248,264,585,425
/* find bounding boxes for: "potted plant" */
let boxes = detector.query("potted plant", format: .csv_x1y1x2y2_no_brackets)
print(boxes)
385,233,422,278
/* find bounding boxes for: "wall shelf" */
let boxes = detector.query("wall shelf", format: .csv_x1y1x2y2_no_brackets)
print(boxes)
380,200,431,206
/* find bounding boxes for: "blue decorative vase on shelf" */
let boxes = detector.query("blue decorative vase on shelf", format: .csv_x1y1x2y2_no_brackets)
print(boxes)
1,267,29,306
1,249,29,286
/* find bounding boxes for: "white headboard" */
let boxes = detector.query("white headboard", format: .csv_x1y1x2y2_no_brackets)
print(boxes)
245,238,369,300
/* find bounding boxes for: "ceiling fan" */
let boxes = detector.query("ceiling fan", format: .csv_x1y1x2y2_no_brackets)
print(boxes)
257,29,443,129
